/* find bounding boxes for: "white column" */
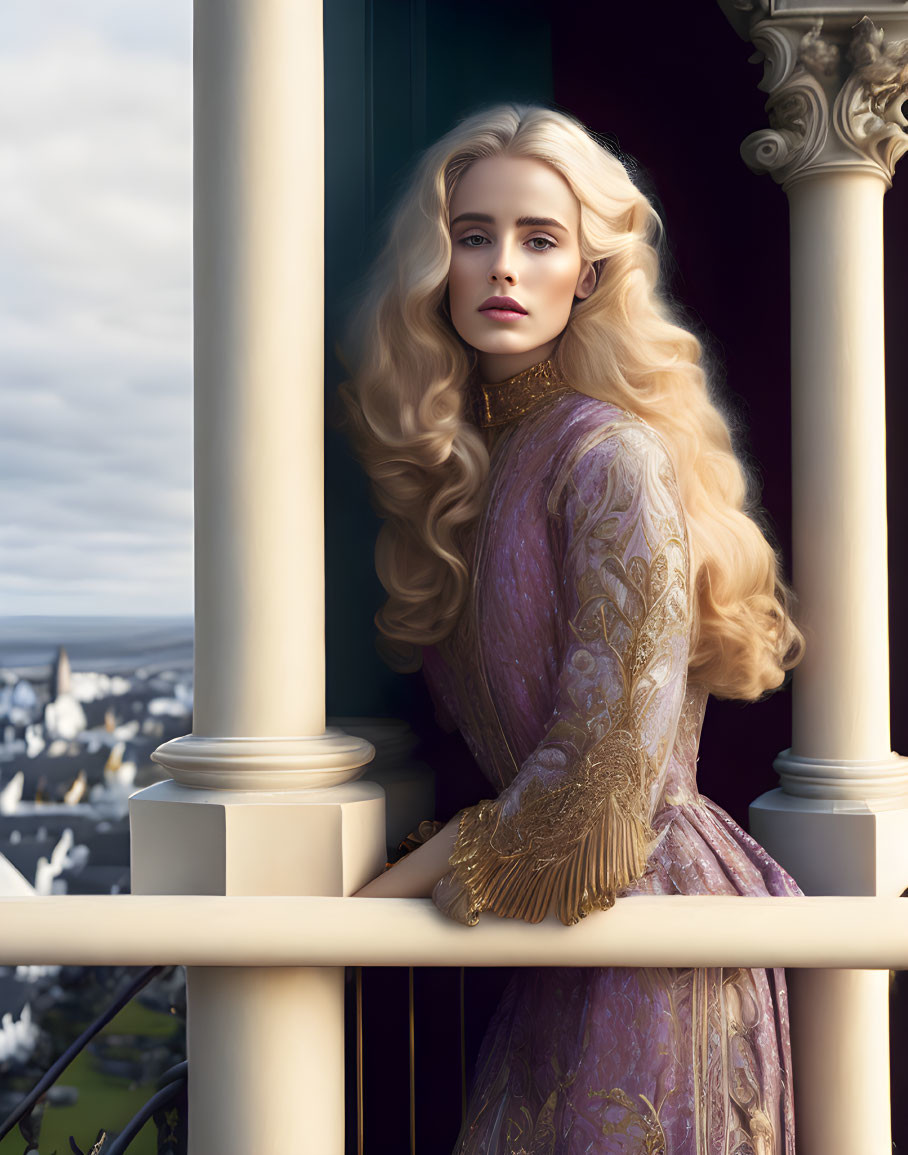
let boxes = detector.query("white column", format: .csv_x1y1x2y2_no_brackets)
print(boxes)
186,968,346,1154
718,8,908,1154
148,0,376,790
788,171,890,764
726,10,908,804
191,0,323,741
128,3,386,1153
788,968,892,1155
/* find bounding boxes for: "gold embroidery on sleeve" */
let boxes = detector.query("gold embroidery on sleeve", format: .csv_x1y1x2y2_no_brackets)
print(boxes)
440,434,690,927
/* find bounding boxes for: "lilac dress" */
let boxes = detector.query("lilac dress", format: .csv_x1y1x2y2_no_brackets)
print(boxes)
422,361,798,1155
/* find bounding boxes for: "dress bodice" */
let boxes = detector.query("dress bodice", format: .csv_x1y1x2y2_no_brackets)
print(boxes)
423,360,706,924
420,361,800,1155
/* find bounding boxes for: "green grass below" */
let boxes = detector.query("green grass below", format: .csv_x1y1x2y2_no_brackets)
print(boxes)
0,999,184,1155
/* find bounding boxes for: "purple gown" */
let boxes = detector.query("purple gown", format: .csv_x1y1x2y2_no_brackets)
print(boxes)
422,360,799,1155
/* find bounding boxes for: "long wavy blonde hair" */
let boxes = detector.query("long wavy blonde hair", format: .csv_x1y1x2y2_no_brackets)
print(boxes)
341,103,803,700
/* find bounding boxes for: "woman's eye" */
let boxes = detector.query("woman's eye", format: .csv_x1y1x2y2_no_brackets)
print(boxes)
456,233,554,250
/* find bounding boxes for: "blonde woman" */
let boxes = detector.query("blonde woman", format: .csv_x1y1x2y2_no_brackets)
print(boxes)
345,104,803,1155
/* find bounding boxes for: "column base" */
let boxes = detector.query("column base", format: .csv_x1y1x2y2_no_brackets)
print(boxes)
130,778,386,896
750,785,908,896
773,748,908,802
151,729,375,791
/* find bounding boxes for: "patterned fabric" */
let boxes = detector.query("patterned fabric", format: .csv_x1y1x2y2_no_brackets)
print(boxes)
472,358,572,429
422,364,799,1154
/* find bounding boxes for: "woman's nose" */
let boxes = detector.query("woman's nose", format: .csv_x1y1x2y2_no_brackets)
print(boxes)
488,243,518,286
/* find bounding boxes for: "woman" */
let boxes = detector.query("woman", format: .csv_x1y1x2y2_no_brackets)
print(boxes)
344,103,803,1155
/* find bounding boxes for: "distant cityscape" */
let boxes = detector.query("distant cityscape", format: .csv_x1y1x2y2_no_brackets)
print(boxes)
0,616,193,1108
0,615,434,1149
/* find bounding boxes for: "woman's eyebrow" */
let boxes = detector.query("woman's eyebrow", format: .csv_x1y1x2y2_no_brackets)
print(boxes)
449,212,568,231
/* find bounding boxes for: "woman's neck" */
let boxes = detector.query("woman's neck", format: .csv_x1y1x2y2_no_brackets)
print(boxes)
476,337,559,384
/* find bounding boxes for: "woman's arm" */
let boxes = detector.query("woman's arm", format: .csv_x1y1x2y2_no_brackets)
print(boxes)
433,421,692,927
352,815,461,898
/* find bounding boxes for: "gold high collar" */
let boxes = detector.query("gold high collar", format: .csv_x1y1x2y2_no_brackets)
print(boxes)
472,359,571,429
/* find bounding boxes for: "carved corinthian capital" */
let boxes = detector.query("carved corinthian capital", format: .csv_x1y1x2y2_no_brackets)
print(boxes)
727,10,908,188
836,17,908,177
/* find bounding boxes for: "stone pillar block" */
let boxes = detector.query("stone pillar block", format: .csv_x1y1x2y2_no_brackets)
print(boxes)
750,787,908,898
130,778,386,897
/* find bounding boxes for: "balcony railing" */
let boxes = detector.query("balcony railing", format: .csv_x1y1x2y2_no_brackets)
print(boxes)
0,893,904,968
1,891,905,1155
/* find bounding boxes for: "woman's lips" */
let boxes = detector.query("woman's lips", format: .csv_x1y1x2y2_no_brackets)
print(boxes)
478,298,528,322
479,307,527,321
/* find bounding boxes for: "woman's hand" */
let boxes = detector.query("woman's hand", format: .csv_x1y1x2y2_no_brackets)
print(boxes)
352,815,461,898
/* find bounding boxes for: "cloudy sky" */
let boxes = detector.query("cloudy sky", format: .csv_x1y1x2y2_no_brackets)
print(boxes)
1,2,193,617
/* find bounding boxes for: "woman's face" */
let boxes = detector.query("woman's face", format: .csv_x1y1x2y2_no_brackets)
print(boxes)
447,155,595,383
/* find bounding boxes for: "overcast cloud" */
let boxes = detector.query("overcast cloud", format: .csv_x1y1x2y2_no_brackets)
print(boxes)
0,2,192,616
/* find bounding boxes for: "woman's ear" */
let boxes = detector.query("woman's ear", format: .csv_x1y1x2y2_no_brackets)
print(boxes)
574,260,598,301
